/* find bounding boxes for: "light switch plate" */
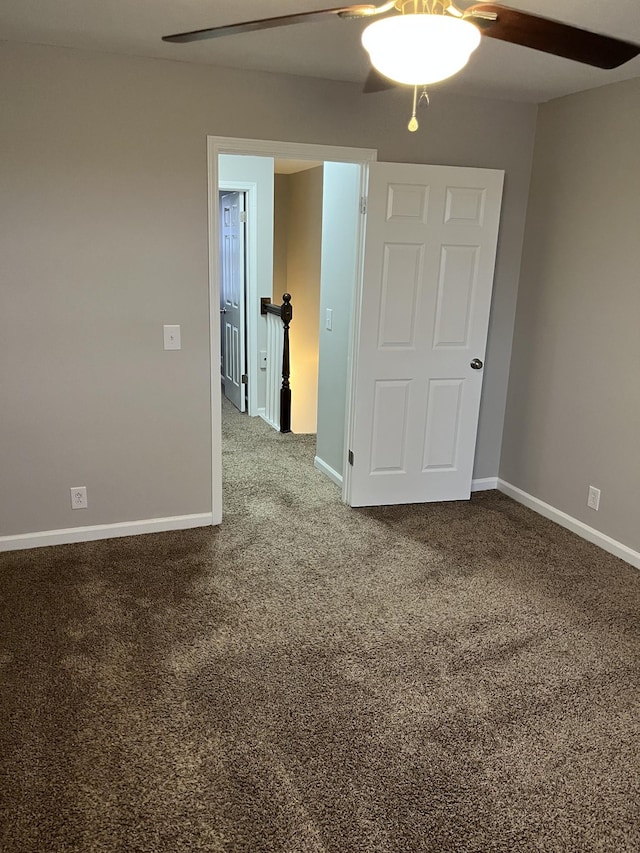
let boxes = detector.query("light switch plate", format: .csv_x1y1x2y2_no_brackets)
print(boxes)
325,308,333,332
163,324,181,350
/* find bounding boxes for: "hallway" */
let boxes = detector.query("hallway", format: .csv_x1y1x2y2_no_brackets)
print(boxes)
221,394,336,526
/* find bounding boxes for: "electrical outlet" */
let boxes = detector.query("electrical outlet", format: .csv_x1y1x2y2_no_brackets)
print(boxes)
587,485,600,511
70,486,88,509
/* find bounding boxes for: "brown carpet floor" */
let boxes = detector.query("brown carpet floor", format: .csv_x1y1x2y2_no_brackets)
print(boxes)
1,400,639,852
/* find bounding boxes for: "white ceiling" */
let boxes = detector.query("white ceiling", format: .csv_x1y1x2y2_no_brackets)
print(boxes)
1,0,639,102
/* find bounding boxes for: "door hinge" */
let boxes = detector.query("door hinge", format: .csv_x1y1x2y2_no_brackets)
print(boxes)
240,211,247,223
348,450,354,466
360,196,367,215
241,374,248,384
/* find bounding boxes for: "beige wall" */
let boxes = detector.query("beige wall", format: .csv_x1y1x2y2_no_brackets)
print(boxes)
285,167,324,435
500,78,640,553
272,169,324,434
0,41,537,537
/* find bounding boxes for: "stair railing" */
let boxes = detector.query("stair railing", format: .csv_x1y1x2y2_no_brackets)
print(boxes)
260,293,293,433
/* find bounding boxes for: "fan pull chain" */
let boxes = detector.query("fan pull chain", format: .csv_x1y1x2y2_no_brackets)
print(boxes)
408,86,430,133
408,85,419,132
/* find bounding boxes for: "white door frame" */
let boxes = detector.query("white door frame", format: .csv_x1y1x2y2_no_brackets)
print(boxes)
207,136,377,524
219,181,257,414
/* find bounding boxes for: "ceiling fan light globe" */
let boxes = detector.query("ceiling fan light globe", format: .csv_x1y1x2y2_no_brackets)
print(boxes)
362,14,481,86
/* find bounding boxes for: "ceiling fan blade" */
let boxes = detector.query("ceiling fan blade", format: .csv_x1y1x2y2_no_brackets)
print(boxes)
467,4,640,69
163,5,377,44
363,67,398,93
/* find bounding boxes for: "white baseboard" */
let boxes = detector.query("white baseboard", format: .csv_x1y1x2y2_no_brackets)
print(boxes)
314,456,343,487
471,477,498,492
497,479,640,571
0,513,213,553
259,412,279,432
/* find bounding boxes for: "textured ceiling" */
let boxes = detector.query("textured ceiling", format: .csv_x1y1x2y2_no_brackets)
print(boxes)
1,0,639,102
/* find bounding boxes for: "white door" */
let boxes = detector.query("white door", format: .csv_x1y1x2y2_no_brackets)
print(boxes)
347,162,504,507
220,191,246,412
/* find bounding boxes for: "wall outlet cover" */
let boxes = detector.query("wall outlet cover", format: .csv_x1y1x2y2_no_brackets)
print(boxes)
587,485,601,511
70,486,88,509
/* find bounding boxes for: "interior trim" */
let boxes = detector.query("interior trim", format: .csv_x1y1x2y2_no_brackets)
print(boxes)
471,477,498,491
207,136,378,525
0,514,213,553
498,479,640,570
314,456,343,487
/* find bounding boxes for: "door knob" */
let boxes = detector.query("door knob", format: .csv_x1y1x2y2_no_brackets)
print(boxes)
220,308,227,314
470,358,483,370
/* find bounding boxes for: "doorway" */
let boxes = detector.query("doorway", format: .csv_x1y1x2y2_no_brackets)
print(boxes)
209,138,376,523
219,156,363,497
208,138,504,522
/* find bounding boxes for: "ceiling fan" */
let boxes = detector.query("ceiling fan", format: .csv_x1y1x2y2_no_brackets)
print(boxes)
162,1,640,130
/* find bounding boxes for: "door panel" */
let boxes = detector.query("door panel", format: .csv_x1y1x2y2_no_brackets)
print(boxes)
422,379,464,470
378,243,423,348
348,163,504,507
220,191,246,413
370,380,411,473
433,245,478,347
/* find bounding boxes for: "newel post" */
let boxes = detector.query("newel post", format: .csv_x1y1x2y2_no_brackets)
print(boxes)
280,293,292,433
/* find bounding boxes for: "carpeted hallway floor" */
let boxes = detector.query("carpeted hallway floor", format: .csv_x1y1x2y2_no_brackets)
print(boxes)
1,400,639,852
